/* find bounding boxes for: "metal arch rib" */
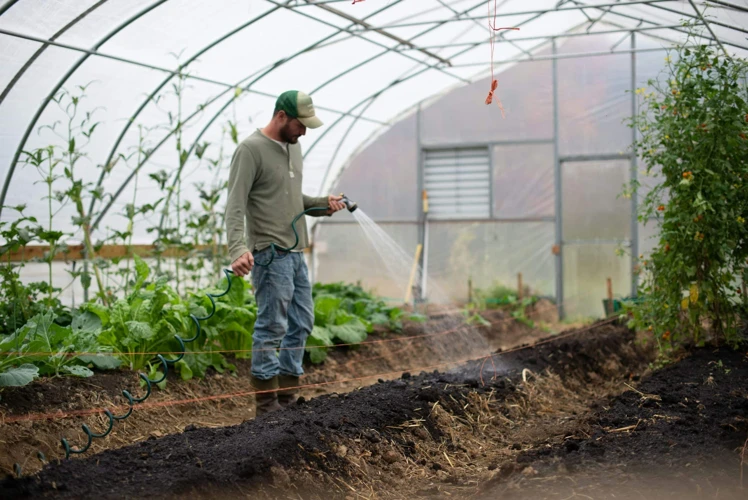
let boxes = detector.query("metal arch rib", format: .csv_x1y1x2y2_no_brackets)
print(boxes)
167,0,490,216
265,0,469,84
687,0,730,57
310,0,579,195
568,0,748,52
149,0,411,232
0,0,17,17
0,0,110,106
304,0,452,67
706,0,748,14
86,3,283,221
309,0,501,193
102,0,490,234
304,0,489,117
397,24,688,51
0,28,384,121
0,0,170,222
90,0,408,232
330,1,676,30
645,1,748,36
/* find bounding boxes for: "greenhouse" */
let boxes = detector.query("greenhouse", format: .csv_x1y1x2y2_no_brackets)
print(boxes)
1,1,747,498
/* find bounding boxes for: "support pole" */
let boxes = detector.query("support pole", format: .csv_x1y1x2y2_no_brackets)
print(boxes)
415,102,427,305
606,277,614,316
630,31,639,298
82,252,89,303
518,272,523,301
405,244,423,305
552,38,564,320
420,189,429,301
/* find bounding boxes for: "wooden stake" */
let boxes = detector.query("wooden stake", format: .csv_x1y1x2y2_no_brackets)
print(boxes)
468,276,473,304
404,244,423,304
606,277,614,316
518,273,523,301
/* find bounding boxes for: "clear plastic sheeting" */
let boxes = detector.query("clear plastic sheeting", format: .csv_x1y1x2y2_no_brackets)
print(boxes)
493,143,554,219
420,59,554,145
312,221,420,301
563,244,631,320
638,217,662,259
314,219,554,306
425,221,555,304
333,117,419,222
557,34,632,157
562,160,632,241
1,0,747,318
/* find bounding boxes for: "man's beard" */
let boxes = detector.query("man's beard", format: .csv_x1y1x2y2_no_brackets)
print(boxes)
280,124,299,144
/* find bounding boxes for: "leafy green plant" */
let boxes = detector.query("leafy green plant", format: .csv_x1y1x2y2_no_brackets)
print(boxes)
177,274,255,380
44,86,112,304
0,206,71,335
625,42,748,348
106,124,164,297
181,126,231,292
312,281,405,329
306,282,406,363
0,309,118,387
461,309,491,326
96,255,189,371
0,207,40,335
22,146,69,301
471,282,540,327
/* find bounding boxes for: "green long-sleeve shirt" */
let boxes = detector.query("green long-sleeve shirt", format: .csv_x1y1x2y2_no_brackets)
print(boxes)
225,129,329,263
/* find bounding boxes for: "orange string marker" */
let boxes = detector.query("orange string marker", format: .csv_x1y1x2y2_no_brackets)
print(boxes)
486,0,519,117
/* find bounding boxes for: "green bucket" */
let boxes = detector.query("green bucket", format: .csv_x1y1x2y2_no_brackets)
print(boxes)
602,296,645,316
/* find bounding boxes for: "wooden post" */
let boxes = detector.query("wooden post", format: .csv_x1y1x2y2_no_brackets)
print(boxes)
468,276,473,304
606,277,614,316
404,244,423,304
517,273,523,301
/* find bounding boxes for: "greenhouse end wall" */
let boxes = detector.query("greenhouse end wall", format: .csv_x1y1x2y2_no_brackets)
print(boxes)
315,32,671,319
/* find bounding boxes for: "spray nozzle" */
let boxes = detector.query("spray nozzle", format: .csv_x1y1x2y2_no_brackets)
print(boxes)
339,193,358,213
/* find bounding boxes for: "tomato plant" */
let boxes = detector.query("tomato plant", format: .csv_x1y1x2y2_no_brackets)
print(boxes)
628,43,748,348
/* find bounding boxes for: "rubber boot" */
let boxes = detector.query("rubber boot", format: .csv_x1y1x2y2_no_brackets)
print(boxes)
251,375,282,417
277,374,300,407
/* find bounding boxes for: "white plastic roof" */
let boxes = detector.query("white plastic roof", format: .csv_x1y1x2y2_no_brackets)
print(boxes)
0,0,746,243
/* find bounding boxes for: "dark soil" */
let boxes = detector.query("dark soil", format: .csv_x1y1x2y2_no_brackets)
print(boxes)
0,307,547,478
0,370,135,416
451,321,642,384
0,319,643,499
482,346,748,499
0,307,534,417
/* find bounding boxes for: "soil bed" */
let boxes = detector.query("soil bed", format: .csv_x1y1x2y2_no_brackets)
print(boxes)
1,318,648,499
481,344,748,500
0,306,550,477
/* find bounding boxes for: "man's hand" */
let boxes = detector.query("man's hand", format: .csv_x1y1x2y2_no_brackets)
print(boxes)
327,194,346,215
231,251,254,277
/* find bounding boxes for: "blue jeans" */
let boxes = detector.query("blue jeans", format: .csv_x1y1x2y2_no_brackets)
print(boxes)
250,247,314,380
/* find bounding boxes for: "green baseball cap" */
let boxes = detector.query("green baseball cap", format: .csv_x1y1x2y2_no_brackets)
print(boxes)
275,90,323,129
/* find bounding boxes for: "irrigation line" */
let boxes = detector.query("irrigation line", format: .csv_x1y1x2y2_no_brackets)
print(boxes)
0,297,580,358
3,314,621,425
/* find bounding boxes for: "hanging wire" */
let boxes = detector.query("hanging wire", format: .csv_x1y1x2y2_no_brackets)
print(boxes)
485,0,519,115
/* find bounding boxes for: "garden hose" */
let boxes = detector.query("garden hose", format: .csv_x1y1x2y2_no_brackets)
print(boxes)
13,268,236,477
254,194,357,268
13,194,358,476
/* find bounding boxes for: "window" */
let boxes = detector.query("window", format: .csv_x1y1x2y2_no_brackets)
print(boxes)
423,148,491,219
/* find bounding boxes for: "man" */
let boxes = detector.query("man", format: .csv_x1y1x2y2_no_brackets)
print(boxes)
225,90,346,416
